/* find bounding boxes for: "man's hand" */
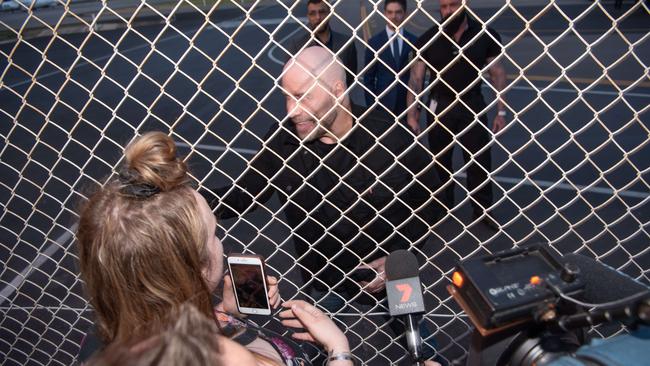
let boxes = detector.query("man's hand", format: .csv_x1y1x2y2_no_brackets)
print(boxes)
359,256,387,293
406,60,426,135
407,117,422,135
221,274,281,317
487,56,507,134
492,113,506,133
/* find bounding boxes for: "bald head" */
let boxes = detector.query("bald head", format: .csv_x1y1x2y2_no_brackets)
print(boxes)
281,46,351,142
283,46,346,90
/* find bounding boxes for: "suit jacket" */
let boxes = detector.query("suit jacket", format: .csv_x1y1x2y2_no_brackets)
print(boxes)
363,28,418,116
286,28,358,87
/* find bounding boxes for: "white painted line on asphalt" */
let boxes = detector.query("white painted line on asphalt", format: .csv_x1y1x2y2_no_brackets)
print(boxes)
457,172,648,199
267,25,303,65
3,140,644,306
178,142,649,199
504,85,650,99
0,10,301,306
3,16,304,90
219,16,306,29
0,224,77,307
4,13,647,101
177,142,258,155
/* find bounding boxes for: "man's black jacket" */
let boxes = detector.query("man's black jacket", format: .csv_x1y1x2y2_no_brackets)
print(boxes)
205,105,442,290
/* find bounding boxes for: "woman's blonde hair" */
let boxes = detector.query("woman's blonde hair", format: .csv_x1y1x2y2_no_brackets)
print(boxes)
87,303,282,366
77,132,214,344
87,303,224,366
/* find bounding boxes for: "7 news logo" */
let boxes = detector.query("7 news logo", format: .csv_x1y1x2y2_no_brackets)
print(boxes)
393,283,419,310
387,277,425,315
396,283,413,302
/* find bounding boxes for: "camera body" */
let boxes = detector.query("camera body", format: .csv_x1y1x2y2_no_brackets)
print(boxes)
450,244,584,333
448,244,650,366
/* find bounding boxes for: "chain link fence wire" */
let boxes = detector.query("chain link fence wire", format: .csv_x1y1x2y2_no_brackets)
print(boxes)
1,0,649,364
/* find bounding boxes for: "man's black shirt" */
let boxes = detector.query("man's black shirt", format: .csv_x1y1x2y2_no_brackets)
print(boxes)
205,105,442,290
414,16,501,103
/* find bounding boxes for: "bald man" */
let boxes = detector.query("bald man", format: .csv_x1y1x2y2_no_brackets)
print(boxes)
204,46,442,311
282,46,352,144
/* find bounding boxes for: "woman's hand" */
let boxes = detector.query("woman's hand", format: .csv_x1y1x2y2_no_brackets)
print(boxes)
264,275,282,309
220,274,281,317
279,300,350,354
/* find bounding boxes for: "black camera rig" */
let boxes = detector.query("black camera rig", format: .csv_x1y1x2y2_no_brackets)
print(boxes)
447,244,650,366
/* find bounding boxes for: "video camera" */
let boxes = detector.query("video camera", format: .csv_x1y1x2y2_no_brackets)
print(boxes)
448,244,650,365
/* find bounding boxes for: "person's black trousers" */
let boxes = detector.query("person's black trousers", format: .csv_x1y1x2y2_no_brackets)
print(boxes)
426,98,493,215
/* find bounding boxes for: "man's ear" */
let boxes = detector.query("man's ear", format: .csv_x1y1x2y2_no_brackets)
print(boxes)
332,79,346,98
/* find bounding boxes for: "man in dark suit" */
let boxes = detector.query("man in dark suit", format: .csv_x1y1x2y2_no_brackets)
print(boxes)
286,0,357,87
363,0,417,117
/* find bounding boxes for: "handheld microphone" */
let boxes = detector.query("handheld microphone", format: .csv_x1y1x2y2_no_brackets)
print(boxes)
385,250,427,366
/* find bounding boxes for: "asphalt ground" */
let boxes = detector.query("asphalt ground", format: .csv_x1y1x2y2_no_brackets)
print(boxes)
0,1,648,365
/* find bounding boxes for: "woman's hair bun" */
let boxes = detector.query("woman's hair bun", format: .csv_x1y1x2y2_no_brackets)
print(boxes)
121,132,189,192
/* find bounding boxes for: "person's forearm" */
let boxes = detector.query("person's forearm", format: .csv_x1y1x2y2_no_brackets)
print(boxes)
326,341,354,366
406,76,423,121
323,327,352,365
212,185,254,220
491,63,506,112
210,157,277,219
406,60,425,121
328,343,350,355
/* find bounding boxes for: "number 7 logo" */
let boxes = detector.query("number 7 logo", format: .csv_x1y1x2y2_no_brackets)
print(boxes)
395,283,413,302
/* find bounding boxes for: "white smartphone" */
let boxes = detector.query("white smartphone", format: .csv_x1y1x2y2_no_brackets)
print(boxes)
226,254,271,316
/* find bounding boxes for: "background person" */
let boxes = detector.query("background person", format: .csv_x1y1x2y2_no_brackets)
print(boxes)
286,0,357,87
406,0,507,230
363,0,418,117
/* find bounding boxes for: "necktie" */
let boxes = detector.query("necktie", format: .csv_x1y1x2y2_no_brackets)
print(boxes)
392,37,400,67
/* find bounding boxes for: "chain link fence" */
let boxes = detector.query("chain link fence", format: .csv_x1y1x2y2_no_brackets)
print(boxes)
1,0,649,364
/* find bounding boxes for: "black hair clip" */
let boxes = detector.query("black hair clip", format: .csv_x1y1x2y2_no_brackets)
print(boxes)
117,168,161,199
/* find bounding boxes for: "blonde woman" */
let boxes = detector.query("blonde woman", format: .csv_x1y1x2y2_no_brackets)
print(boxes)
76,132,356,366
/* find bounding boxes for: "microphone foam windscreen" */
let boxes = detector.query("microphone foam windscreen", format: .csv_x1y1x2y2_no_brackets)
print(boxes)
385,249,419,280
562,254,650,303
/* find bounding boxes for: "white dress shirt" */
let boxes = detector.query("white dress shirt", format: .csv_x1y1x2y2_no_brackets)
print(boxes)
386,26,404,57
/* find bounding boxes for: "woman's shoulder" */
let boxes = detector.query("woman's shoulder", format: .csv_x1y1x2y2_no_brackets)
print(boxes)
216,311,313,366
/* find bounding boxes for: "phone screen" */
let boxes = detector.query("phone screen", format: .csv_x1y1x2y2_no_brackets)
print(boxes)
230,263,269,310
